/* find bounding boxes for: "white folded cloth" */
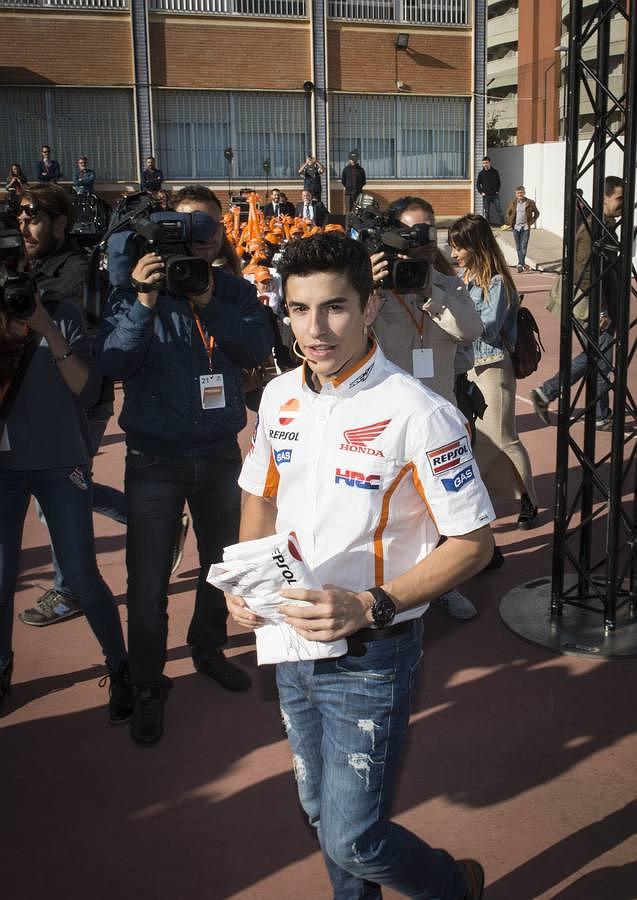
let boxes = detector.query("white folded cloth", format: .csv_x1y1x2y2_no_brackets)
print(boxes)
208,531,348,665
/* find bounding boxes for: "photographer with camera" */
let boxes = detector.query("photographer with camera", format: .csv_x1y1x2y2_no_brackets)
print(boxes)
15,184,127,627
95,185,273,745
298,154,325,202
361,196,487,619
0,216,131,719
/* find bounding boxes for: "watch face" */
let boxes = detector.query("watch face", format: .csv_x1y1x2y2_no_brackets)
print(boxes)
371,591,396,627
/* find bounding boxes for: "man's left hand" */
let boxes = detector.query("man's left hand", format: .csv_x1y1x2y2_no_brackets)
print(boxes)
279,586,373,641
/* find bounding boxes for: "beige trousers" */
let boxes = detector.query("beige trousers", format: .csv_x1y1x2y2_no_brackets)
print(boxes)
468,353,537,506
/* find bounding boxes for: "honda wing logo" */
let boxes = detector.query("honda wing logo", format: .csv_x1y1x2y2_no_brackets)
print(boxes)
339,419,391,458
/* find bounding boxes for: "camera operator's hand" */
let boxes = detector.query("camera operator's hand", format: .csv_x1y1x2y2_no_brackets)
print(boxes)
370,251,389,285
187,273,213,310
131,252,165,309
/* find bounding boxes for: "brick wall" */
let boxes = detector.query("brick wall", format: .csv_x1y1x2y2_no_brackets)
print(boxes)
150,18,311,88
327,25,472,94
327,186,473,217
0,14,133,85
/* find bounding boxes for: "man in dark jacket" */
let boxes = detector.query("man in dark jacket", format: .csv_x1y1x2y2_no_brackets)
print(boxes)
141,156,163,194
341,152,366,211
295,189,329,226
36,145,61,183
96,185,273,746
476,156,502,225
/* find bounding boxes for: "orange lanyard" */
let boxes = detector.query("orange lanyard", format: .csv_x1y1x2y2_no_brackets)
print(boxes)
390,291,426,342
192,311,215,371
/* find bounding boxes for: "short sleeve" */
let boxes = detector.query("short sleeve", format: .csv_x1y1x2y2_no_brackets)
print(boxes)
238,393,279,498
406,402,495,536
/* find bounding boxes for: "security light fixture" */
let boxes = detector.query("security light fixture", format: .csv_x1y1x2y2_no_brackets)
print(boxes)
395,33,409,50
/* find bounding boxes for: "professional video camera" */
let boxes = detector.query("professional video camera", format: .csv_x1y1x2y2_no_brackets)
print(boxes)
347,194,436,292
0,226,36,320
106,209,216,296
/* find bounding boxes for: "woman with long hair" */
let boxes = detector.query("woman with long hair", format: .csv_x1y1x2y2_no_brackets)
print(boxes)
448,214,538,528
0,250,131,717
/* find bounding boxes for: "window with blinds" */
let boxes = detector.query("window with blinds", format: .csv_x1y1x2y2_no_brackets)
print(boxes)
327,0,468,24
0,87,137,181
330,94,470,179
153,90,312,180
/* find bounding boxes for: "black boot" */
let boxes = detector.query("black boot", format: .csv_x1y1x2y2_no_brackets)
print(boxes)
107,660,134,725
517,493,538,530
130,686,167,746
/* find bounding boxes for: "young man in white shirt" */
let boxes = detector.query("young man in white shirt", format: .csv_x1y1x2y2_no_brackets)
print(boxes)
227,233,493,899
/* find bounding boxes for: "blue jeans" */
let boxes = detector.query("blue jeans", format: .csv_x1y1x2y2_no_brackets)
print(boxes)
482,195,502,226
513,227,530,268
124,441,242,687
0,465,126,671
276,620,467,900
38,403,127,597
540,328,613,421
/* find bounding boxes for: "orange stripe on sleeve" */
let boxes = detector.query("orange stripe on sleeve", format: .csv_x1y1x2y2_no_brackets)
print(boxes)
263,449,280,498
409,462,440,533
373,463,412,587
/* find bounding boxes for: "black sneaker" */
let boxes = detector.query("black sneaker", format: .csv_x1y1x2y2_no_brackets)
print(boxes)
458,859,485,899
595,416,613,432
517,493,539,530
171,513,190,575
101,660,134,725
194,650,251,692
0,653,14,708
130,687,166,746
19,589,84,627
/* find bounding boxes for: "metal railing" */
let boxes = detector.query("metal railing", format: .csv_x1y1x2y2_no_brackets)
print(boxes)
0,0,129,8
149,0,307,15
328,0,468,24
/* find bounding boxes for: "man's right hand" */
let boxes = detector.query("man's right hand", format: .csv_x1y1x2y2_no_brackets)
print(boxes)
131,252,165,308
225,593,265,630
370,251,389,285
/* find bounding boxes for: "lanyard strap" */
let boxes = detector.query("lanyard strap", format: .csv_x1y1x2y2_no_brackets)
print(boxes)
390,291,426,340
192,310,215,370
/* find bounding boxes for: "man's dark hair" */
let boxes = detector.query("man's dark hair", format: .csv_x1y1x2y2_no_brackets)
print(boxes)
604,175,623,196
21,183,75,237
482,156,491,162
173,184,222,212
388,196,435,222
278,233,373,309
41,145,51,153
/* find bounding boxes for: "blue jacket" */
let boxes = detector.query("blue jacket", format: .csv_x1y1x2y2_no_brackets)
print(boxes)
464,273,518,366
95,269,273,456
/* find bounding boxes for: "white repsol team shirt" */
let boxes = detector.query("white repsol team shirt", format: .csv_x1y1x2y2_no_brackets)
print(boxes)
240,343,495,623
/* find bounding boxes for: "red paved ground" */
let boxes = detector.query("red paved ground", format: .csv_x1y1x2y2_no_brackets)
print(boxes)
3,272,637,900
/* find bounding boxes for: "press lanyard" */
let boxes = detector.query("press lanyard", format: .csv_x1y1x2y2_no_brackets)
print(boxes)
391,291,426,344
192,310,215,371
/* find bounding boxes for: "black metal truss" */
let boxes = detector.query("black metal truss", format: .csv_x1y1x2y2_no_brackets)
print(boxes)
552,0,637,630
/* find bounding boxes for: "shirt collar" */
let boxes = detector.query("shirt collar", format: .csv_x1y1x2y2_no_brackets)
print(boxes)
300,340,385,398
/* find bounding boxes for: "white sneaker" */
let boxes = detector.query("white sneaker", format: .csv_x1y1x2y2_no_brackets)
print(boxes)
436,589,478,620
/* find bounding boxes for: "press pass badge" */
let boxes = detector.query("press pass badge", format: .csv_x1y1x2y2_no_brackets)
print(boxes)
412,348,434,379
200,373,225,409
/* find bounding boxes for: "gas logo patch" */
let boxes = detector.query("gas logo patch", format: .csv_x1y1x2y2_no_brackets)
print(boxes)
441,465,474,493
274,448,293,465
427,435,473,475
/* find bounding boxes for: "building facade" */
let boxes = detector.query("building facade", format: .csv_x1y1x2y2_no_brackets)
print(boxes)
0,0,484,214
487,0,627,148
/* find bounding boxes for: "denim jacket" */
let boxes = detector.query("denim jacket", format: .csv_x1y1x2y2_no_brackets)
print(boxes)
95,269,273,456
463,273,519,366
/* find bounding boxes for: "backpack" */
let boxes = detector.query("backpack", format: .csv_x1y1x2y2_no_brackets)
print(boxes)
508,294,545,380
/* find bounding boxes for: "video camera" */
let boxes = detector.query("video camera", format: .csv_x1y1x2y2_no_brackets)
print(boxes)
106,210,216,296
0,226,37,320
348,194,436,292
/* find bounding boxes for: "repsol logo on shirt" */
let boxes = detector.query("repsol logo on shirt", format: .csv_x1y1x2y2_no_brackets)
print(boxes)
269,429,300,441
272,550,297,583
334,468,381,490
427,435,473,476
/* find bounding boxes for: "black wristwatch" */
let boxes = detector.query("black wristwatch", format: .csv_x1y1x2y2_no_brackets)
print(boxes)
367,587,397,628
131,277,157,294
